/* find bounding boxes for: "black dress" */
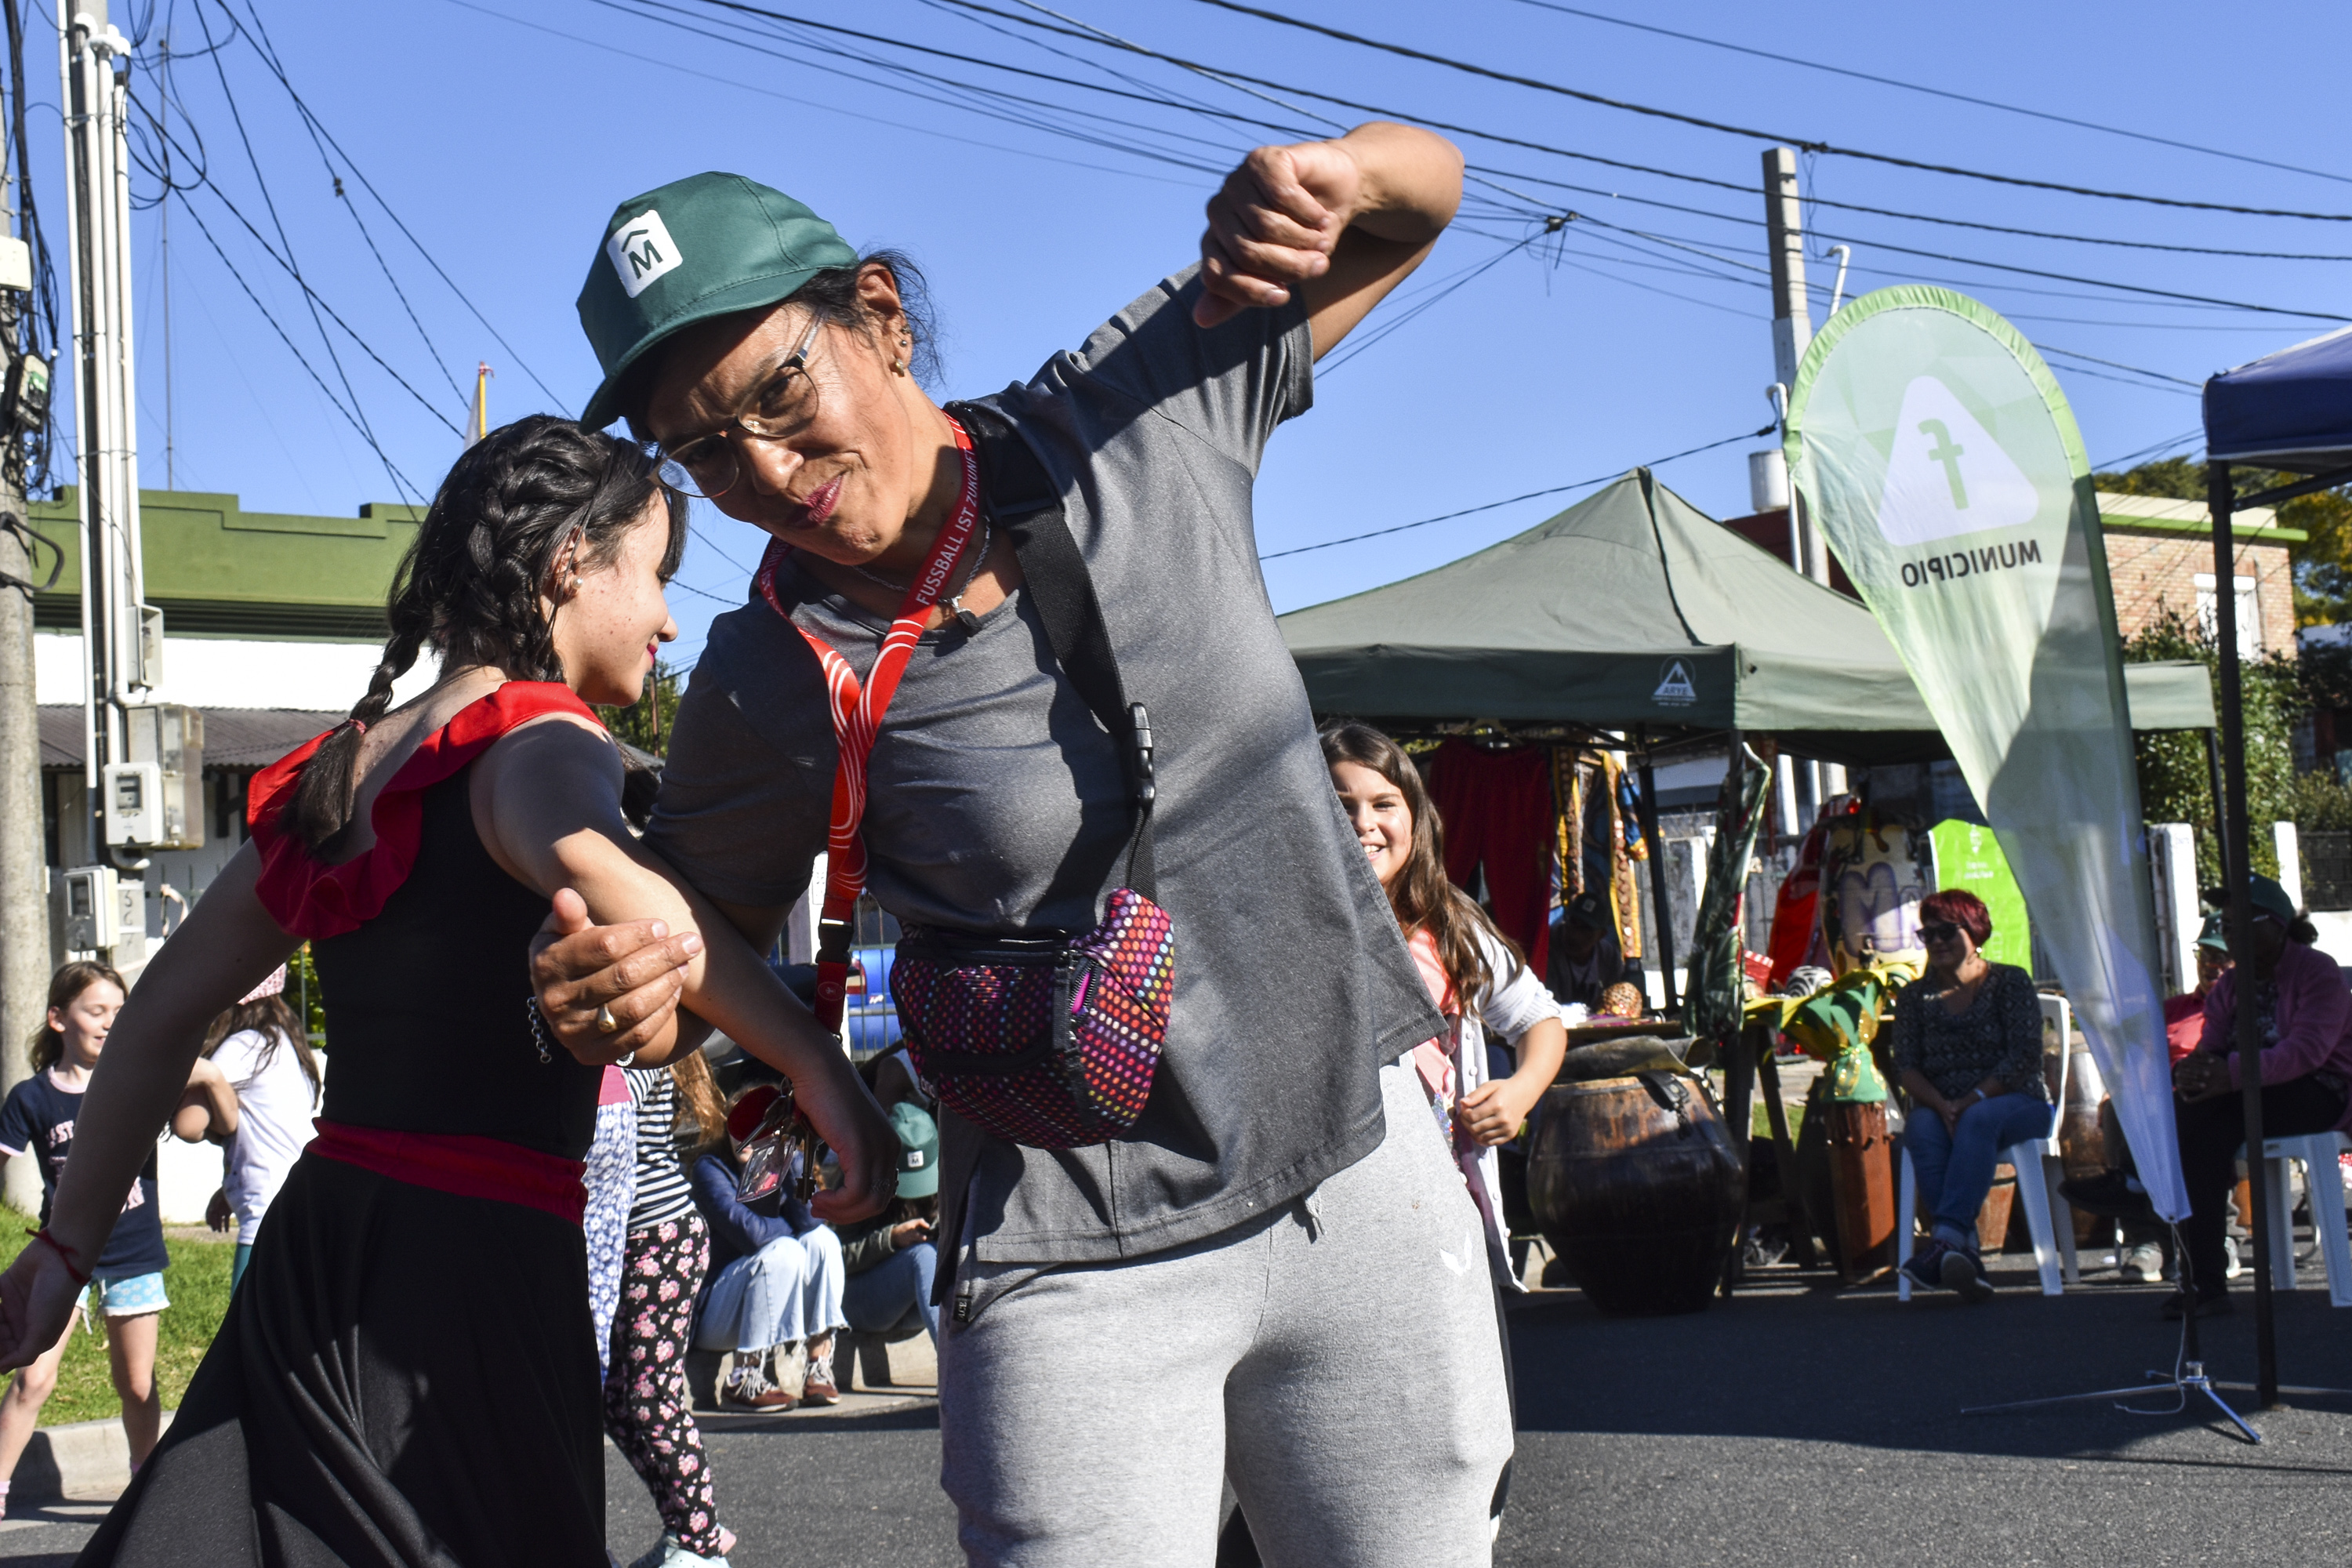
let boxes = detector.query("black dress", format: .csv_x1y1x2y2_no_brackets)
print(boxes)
78,764,604,1566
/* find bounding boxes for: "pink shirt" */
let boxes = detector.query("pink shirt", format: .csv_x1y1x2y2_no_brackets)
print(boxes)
2199,941,2352,1133
1406,927,1457,1107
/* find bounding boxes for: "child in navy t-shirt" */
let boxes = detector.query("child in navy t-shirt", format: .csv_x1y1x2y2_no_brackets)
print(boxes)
0,961,237,1514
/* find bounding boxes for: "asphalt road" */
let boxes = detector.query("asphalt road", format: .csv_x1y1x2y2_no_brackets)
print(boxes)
6,1251,2350,1566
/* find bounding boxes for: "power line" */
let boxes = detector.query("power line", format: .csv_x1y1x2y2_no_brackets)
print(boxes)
1504,0,2352,191
201,0,566,408
1261,423,1777,560
900,0,2352,273
1178,0,2352,221
173,191,426,499
440,0,1208,190
666,0,2352,328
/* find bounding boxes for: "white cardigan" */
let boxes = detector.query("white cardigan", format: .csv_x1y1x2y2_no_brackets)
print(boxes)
1399,927,1564,1292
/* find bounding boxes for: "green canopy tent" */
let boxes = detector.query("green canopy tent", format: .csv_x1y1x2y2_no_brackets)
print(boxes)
1277,469,2213,763
1276,469,2215,1014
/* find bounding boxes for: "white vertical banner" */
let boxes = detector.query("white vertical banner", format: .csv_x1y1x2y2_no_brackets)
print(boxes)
1787,285,2185,1220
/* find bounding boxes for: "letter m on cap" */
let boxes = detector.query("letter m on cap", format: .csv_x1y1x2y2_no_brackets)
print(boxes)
606,209,683,299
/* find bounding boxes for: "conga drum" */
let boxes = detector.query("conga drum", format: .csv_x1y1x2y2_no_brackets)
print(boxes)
1526,1071,1744,1316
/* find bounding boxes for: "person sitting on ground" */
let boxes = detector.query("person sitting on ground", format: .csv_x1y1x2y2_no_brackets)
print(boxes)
2076,876,2352,1320
173,966,321,1293
1891,888,2053,1304
1545,891,1635,1012
0,963,238,1514
837,1102,942,1354
688,1094,848,1410
2066,913,2233,1284
1595,982,1646,1021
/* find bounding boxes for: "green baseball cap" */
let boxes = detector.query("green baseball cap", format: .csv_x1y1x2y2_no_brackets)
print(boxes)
2201,873,2299,928
575,172,858,431
2195,911,2231,952
888,1101,939,1200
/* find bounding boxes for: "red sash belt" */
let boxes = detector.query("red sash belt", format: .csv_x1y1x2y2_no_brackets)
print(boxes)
307,1120,587,1225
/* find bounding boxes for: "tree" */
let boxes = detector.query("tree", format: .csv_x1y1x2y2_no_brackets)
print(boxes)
596,659,684,760
2123,608,2296,884
2092,457,2352,627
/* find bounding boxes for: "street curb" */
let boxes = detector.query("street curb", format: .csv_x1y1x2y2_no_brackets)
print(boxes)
10,1411,172,1505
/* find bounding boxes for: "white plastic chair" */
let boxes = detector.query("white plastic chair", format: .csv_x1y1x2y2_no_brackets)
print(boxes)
2257,1131,2352,1308
1896,995,2078,1300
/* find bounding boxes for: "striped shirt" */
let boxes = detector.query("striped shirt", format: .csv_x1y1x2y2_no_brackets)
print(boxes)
625,1068,697,1232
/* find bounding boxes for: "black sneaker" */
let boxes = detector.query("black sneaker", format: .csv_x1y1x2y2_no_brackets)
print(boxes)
1900,1240,1948,1291
1942,1247,1996,1303
2161,1284,2233,1320
2060,1169,2154,1221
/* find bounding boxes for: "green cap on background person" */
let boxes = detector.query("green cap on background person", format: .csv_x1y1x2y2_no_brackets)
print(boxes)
2200,873,2299,929
575,172,858,430
2195,911,2230,953
889,1102,939,1200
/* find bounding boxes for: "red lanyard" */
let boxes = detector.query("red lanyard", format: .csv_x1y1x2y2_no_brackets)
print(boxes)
753,416,983,1029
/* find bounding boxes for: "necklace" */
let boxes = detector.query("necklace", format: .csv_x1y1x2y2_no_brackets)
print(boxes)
849,516,993,634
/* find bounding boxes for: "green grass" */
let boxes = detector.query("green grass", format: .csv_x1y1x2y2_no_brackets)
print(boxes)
0,1220,234,1427
1751,1102,1806,1143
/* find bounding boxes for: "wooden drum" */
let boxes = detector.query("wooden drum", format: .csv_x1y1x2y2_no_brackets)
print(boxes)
1527,1072,1744,1316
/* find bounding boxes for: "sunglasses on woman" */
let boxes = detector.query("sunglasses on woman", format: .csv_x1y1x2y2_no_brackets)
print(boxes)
1920,921,1965,943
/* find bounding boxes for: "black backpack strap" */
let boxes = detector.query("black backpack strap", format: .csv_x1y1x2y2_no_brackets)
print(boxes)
948,401,1156,900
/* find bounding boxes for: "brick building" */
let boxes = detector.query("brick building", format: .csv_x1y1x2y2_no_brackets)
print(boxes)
1720,492,2303,658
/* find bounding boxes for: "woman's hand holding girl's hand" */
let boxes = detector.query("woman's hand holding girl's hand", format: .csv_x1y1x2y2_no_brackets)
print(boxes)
0,1241,81,1373
1459,1074,1544,1148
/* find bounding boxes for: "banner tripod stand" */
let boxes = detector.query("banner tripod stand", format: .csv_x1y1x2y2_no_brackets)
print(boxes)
1959,1224,2259,1445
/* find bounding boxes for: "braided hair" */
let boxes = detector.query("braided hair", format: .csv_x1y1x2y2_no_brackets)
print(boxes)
281,415,685,854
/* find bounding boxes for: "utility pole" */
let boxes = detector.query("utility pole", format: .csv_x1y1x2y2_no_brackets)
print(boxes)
60,2,172,976
1762,147,1845,822
0,8,42,1214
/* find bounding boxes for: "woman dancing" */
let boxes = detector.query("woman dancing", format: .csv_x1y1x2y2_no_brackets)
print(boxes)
0,416,891,1565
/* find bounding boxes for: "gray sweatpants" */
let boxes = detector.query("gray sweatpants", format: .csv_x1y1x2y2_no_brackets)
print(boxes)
938,1063,1514,1567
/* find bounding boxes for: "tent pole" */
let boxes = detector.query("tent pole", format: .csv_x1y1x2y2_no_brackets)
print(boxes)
2209,458,2278,1408
2204,729,2231,887
1636,727,1679,1019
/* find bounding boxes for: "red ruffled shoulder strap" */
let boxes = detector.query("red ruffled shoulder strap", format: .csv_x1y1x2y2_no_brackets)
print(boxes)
249,682,602,941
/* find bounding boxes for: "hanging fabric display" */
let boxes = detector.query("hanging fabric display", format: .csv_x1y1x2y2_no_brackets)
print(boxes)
1818,808,1932,978
1686,745,1772,1051
1428,739,1556,977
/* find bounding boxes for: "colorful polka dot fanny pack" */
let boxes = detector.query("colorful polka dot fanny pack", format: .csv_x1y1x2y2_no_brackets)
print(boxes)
894,884,1174,1149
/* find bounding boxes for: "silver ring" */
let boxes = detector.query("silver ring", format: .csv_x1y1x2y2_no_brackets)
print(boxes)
595,1004,619,1035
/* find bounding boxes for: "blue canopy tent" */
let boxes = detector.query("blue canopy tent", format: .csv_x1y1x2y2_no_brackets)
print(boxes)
2201,328,2352,1406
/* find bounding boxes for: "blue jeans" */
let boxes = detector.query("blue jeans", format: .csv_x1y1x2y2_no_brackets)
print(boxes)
843,1240,938,1344
1905,1093,2054,1250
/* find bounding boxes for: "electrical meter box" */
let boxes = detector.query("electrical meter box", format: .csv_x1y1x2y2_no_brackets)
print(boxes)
2,352,48,436
112,703,205,850
60,865,118,950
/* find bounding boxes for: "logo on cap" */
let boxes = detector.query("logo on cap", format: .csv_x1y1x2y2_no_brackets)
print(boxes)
606,209,683,299
906,1150,925,1168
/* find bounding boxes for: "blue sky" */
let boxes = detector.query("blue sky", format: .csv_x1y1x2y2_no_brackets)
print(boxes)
39,0,2351,679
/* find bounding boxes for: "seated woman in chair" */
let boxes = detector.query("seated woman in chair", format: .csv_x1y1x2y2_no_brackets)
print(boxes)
1892,888,2053,1303
2159,874,2352,1320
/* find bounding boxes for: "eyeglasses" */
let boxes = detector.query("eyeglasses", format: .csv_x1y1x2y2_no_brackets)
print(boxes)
652,315,826,501
1920,921,1965,943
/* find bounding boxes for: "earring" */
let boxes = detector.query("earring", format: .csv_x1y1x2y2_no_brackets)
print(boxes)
565,573,580,595
890,356,907,375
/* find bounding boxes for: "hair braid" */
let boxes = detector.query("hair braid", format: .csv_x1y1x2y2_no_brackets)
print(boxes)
275,415,686,854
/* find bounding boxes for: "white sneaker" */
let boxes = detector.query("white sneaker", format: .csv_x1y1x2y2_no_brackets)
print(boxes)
2120,1243,2165,1283
629,1537,731,1568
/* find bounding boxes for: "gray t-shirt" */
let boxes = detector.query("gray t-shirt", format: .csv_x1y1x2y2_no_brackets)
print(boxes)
648,269,1443,1268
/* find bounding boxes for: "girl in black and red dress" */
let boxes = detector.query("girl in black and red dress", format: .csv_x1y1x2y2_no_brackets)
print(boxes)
0,417,894,1566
